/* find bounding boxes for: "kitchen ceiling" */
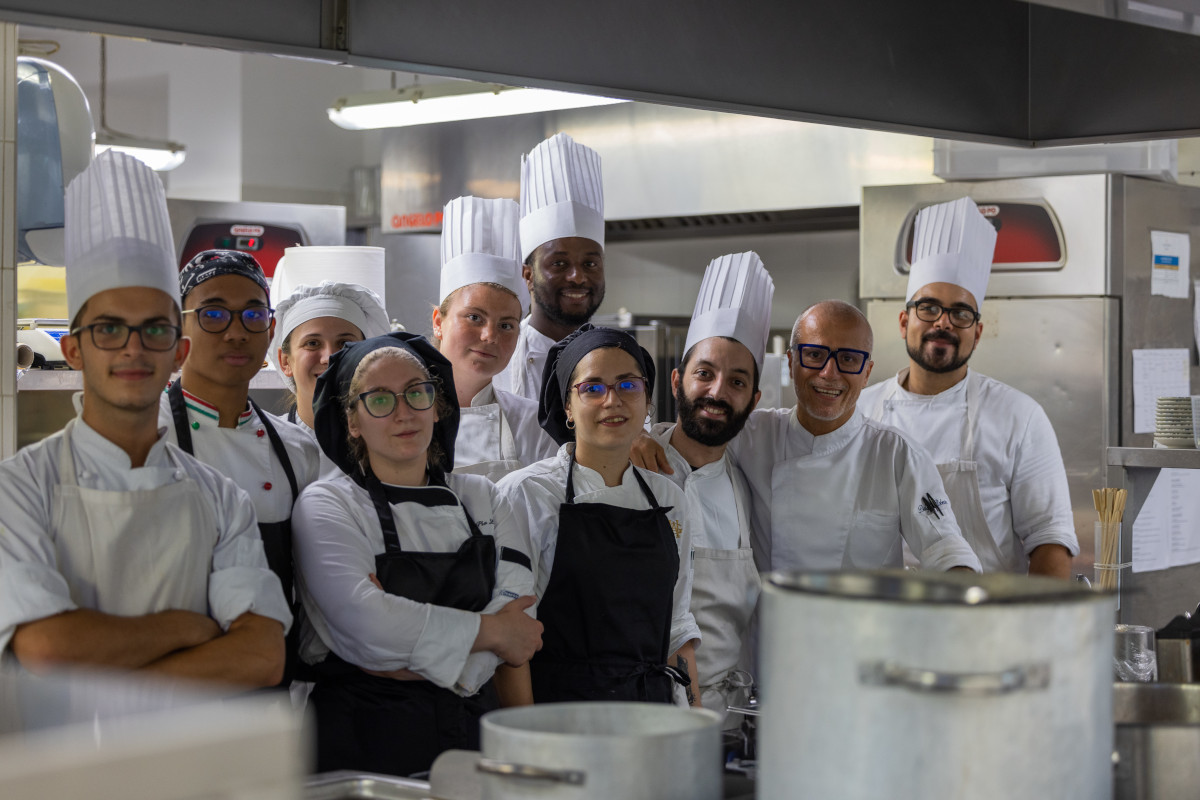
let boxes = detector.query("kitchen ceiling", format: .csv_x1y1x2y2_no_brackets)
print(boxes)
4,0,1200,145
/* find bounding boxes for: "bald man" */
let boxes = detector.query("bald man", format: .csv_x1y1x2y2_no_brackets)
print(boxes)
636,300,981,573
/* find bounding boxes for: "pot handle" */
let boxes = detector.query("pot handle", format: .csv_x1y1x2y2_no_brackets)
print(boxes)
476,757,587,785
859,660,1051,695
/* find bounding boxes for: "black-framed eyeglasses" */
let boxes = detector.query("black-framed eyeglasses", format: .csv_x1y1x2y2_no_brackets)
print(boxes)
572,377,647,404
358,382,437,417
70,322,182,352
182,305,274,333
906,301,980,329
792,343,870,375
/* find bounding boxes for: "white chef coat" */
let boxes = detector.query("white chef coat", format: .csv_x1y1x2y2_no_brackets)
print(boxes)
453,383,558,480
859,368,1079,572
0,412,292,654
285,410,343,481
496,444,701,656
158,390,321,523
727,407,982,573
492,317,556,400
649,423,751,552
292,470,535,695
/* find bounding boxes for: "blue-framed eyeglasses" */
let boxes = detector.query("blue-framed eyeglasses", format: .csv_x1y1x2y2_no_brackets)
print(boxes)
792,343,870,375
573,377,647,404
182,305,274,334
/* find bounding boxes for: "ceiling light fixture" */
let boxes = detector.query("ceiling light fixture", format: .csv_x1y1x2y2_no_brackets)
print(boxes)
95,36,186,171
327,78,630,130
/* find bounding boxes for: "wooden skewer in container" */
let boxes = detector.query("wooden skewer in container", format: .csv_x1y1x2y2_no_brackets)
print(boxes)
1092,487,1128,590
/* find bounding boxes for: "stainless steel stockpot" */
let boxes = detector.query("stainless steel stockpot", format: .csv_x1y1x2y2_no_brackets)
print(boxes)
478,701,721,800
758,570,1116,800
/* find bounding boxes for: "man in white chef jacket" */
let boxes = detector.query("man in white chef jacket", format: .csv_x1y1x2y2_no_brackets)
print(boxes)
859,197,1078,577
0,151,291,685
648,252,771,725
493,133,607,400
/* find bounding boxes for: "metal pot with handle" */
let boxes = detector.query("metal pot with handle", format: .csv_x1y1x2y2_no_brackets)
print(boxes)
758,570,1115,800
478,701,721,800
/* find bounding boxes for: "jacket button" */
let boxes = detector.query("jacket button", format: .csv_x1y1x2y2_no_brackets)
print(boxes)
263,482,272,491
256,429,265,437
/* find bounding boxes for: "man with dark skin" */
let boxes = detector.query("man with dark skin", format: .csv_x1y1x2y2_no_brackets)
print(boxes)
495,133,607,399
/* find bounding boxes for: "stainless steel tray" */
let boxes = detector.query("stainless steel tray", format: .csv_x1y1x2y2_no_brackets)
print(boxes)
305,771,435,800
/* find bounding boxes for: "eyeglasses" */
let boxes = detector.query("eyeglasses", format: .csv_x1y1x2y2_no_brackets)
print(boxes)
182,305,274,334
906,301,980,329
792,343,870,375
70,322,182,352
572,377,647,404
358,382,437,417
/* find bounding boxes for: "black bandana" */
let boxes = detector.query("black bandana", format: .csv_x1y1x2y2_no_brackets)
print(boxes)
313,332,460,480
537,323,655,445
178,250,269,299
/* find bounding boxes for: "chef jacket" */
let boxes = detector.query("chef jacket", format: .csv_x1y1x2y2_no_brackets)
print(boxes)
859,368,1079,572
286,411,343,481
649,423,753,552
495,444,702,656
158,389,321,523
0,412,293,654
454,383,558,475
292,470,535,695
727,407,982,573
492,317,556,401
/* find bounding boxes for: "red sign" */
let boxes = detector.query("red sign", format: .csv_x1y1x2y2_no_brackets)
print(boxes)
390,211,444,230
231,224,265,236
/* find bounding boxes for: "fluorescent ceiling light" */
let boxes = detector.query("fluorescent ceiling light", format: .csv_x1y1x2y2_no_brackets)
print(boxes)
328,82,630,130
95,133,187,172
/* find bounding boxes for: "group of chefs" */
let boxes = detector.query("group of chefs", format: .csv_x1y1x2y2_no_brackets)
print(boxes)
0,130,1079,777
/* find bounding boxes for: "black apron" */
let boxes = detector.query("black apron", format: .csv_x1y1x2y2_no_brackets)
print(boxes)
309,468,526,777
167,381,302,684
531,454,685,704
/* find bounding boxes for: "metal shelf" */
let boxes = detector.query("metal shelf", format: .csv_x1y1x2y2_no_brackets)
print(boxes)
1108,447,1200,470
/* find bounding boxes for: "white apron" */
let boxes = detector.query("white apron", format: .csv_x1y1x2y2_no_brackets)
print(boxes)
51,420,216,616
691,461,761,726
453,402,522,482
877,372,1010,572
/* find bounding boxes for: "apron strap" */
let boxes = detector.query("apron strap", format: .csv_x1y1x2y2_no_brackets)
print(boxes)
565,450,660,508
962,370,979,462
57,419,80,487
364,465,489,554
250,398,300,503
166,380,194,455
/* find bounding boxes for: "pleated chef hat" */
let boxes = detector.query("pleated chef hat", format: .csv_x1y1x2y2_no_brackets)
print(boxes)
440,196,529,314
906,197,998,308
519,132,604,262
683,251,775,369
270,245,386,306
64,150,178,321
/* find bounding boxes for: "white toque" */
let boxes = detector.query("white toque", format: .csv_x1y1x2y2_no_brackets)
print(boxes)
519,132,604,262
906,196,998,308
440,195,528,314
684,251,775,368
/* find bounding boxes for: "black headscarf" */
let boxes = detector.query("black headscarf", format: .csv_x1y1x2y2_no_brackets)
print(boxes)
537,323,656,446
313,332,460,481
178,249,270,298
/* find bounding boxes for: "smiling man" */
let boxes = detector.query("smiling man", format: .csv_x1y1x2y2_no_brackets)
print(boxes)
0,151,290,686
160,250,321,683
859,197,1078,577
647,252,771,725
493,133,607,400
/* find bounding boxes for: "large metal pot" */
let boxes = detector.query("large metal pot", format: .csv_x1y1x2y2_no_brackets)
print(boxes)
758,570,1115,800
1114,682,1200,799
478,702,721,800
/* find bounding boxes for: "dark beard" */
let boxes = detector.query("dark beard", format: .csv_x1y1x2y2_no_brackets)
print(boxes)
675,385,753,447
532,280,604,328
907,332,973,374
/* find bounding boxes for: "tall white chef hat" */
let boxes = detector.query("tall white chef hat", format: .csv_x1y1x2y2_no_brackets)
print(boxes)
683,251,775,369
270,245,386,304
906,196,998,308
267,282,391,391
519,132,604,262
440,195,529,314
64,150,178,322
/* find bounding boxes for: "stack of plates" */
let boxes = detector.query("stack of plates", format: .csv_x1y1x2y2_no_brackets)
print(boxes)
1155,396,1195,448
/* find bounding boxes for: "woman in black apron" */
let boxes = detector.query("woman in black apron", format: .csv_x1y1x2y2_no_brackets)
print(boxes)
291,332,542,777
495,324,702,706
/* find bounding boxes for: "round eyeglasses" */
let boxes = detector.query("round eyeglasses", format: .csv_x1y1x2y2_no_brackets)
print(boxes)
792,344,870,375
182,305,274,334
906,301,980,329
71,322,182,352
358,382,437,417
572,377,648,404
